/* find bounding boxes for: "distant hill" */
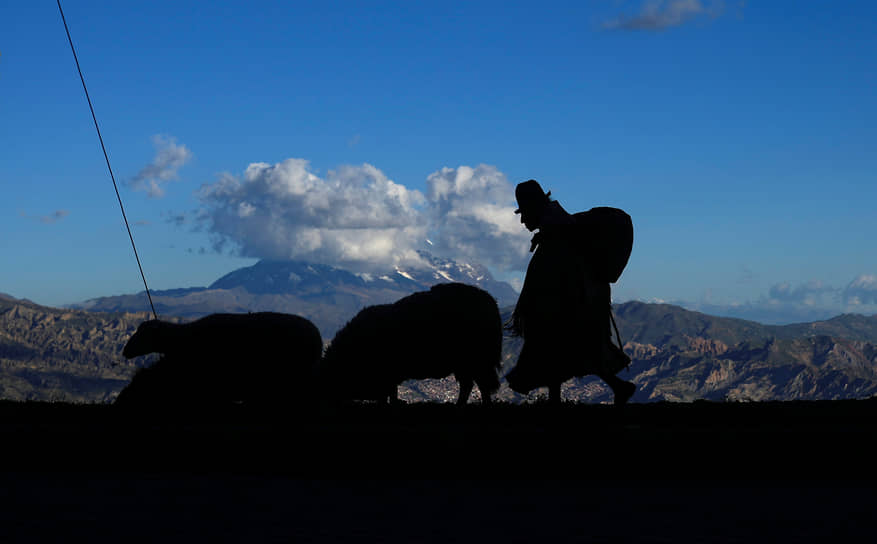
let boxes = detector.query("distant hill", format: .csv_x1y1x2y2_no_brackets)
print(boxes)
70,252,519,338
0,296,152,403
613,301,877,346
2,294,877,404
0,292,36,304
600,302,877,402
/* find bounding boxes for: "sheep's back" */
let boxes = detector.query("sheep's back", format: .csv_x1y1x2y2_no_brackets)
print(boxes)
391,283,501,378
181,312,321,363
329,284,500,377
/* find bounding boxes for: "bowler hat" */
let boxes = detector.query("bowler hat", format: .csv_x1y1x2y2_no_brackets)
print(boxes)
514,179,550,214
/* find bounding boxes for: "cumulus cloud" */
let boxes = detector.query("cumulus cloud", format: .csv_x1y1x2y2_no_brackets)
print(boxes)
425,165,531,271
602,0,725,31
767,280,836,307
197,159,427,272
682,276,877,324
762,277,877,318
129,135,193,198
843,275,877,306
194,159,531,274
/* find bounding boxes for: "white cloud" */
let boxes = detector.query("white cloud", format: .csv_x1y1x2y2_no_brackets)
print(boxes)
602,0,726,31
194,159,532,275
843,274,877,306
673,275,877,324
129,135,193,198
768,280,836,306
197,159,428,272
425,165,531,271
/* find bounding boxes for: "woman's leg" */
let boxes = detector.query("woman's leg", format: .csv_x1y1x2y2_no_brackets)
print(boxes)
599,373,636,406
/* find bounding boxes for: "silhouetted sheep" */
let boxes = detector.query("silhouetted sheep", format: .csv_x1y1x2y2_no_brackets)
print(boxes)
117,312,322,408
321,283,502,405
114,354,198,408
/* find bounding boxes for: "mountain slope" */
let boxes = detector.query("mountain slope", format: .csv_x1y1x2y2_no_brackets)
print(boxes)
0,297,152,402
493,302,877,404
6,293,877,404
72,253,519,338
613,301,877,346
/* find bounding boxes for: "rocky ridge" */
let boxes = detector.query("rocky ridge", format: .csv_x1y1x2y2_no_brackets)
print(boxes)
3,295,877,404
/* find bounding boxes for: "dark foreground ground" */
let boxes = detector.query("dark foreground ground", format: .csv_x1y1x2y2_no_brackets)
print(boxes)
1,399,875,542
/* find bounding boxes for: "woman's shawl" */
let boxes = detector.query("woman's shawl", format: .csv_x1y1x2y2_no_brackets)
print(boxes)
505,202,611,393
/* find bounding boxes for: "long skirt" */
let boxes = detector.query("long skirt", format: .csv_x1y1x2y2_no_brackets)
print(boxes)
505,278,614,395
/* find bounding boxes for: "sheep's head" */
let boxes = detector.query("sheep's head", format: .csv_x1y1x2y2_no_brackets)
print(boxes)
122,319,165,358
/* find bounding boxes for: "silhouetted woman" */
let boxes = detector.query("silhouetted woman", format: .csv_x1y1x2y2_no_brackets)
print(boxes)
505,180,635,405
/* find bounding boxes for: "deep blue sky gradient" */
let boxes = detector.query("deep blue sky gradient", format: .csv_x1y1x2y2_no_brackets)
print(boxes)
2,1,875,323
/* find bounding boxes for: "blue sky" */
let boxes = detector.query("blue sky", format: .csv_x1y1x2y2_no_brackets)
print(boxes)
2,1,876,323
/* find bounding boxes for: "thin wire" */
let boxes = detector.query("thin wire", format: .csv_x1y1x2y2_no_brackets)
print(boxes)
57,0,158,320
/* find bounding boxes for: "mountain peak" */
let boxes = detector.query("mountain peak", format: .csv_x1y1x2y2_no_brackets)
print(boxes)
207,253,518,307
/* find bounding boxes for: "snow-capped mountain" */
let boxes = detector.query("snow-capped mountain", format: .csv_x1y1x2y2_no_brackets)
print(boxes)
70,252,519,338
208,251,517,305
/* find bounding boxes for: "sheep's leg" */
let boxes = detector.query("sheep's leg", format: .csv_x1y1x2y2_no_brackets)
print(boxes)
457,377,473,406
387,385,402,405
548,382,562,405
476,381,493,406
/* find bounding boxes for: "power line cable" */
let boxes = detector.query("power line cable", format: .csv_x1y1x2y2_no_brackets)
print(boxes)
56,0,157,319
